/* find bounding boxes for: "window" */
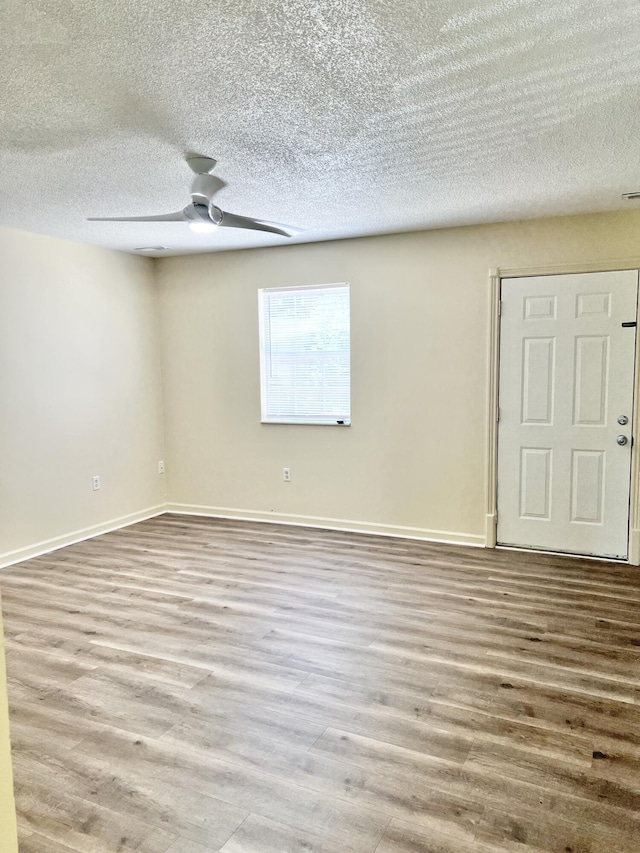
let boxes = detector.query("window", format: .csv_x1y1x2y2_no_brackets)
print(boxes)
259,283,351,424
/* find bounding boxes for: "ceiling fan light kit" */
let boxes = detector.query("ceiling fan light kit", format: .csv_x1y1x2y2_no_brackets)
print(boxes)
88,155,298,239
188,219,219,234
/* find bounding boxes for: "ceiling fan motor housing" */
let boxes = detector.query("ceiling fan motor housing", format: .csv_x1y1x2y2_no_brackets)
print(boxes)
190,174,225,224
190,174,220,207
183,202,223,226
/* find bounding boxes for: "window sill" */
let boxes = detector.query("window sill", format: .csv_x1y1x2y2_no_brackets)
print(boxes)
260,420,351,426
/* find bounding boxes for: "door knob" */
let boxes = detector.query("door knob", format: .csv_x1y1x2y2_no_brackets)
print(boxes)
617,435,628,446
618,415,629,425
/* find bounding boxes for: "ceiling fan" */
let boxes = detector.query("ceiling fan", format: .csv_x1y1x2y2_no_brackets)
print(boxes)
88,155,298,237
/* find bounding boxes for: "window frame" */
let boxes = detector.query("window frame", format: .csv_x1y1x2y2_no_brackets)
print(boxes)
258,282,351,426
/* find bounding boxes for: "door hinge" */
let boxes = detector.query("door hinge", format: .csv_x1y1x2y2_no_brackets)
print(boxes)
496,407,500,422
498,301,503,316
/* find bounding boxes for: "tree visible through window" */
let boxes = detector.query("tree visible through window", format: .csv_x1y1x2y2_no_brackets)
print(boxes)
259,283,351,424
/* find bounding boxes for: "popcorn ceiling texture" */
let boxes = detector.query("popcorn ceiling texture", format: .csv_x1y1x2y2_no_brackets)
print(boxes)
1,0,640,255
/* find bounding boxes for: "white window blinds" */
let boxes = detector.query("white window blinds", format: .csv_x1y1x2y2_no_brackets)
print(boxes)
259,283,351,424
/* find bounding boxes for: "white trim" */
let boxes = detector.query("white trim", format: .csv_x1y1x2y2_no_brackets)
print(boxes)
485,268,501,548
0,505,166,570
487,262,640,563
485,513,497,548
499,258,640,279
629,529,640,565
165,503,486,547
629,271,640,565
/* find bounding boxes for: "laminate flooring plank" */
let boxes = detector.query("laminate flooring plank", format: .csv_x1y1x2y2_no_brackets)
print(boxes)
295,652,504,700
7,633,213,690
415,701,592,766
465,740,640,810
378,574,640,612
13,743,247,851
88,637,309,689
17,833,81,853
374,624,640,677
30,670,187,739
13,762,179,853
73,724,477,844
311,728,640,840
70,727,391,852
220,813,382,853
485,573,640,604
431,680,640,742
262,627,640,703
374,819,495,853
474,804,640,853
313,731,638,839
160,712,483,840
1,593,269,643
188,670,474,763
4,645,97,685
297,671,437,722
96,774,249,850
164,840,217,853
295,674,591,766
160,702,328,756
0,572,195,606
8,699,110,750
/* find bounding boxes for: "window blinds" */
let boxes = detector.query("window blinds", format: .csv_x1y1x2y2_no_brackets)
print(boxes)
259,283,351,424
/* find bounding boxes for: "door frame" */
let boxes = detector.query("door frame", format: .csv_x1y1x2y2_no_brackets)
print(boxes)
485,260,640,564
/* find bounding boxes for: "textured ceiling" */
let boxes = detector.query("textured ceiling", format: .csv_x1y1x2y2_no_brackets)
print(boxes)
2,1,640,256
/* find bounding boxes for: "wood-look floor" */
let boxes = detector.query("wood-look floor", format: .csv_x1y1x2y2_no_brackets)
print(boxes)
2,515,640,853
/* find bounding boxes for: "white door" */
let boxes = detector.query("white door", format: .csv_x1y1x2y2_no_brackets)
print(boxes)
497,270,638,559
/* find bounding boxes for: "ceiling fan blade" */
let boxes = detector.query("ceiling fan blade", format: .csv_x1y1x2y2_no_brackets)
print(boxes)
219,210,294,237
87,211,187,222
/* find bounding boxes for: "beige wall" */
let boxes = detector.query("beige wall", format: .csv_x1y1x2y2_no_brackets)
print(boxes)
0,603,17,853
0,228,166,564
158,210,640,542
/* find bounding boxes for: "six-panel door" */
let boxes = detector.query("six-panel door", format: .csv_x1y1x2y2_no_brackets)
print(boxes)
497,271,638,559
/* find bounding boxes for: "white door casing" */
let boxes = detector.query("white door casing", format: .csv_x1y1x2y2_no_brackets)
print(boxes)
497,271,638,559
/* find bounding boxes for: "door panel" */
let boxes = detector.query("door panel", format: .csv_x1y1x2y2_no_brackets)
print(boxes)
521,337,555,424
573,336,608,425
525,295,557,320
570,450,604,524
519,447,552,519
497,270,637,559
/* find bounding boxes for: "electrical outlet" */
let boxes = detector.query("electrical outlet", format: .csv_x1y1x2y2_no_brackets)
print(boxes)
92,475,101,491
158,460,165,474
282,467,291,482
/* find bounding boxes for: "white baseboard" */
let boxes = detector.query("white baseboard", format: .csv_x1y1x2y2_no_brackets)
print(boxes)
165,503,486,548
485,513,497,547
0,505,167,570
